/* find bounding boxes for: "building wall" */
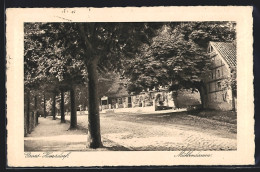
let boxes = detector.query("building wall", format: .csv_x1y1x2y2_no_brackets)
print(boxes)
205,49,233,111
104,90,175,109
102,89,201,110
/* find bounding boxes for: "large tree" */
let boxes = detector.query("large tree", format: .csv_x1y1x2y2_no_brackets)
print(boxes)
24,22,163,148
123,22,236,107
25,22,89,128
76,23,163,148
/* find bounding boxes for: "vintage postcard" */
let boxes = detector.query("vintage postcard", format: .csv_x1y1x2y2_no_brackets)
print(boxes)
6,6,254,167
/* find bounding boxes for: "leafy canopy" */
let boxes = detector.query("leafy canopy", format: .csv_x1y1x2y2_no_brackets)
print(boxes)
123,22,236,94
24,22,164,90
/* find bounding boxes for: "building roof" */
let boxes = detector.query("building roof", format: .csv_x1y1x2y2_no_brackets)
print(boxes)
104,75,130,98
106,85,130,98
210,41,236,67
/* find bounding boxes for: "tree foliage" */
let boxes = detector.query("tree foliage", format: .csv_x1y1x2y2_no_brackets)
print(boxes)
123,22,236,94
24,23,87,91
24,22,164,148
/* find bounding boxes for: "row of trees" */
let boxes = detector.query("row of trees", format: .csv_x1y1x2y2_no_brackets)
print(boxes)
24,71,120,135
24,86,77,137
24,22,163,148
24,22,236,148
24,90,38,136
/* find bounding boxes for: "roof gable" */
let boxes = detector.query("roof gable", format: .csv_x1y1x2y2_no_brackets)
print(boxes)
104,75,130,98
209,41,236,68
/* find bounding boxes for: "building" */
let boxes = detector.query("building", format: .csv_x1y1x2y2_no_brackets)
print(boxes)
100,84,176,111
204,41,236,111
100,83,201,112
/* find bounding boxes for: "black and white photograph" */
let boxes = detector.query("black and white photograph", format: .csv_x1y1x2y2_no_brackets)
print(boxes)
23,21,237,152
6,7,254,166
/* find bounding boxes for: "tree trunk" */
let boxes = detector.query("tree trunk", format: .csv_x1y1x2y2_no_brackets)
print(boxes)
30,112,34,132
232,91,236,111
172,91,179,109
87,60,102,148
60,89,65,123
24,93,27,136
43,93,46,118
70,87,77,129
26,91,30,134
198,85,207,109
52,92,56,120
34,95,38,125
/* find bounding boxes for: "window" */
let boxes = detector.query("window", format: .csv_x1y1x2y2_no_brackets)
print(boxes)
211,72,214,79
101,100,108,105
217,69,220,77
217,81,221,90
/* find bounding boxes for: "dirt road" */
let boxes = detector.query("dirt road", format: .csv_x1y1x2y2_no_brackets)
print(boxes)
25,111,236,151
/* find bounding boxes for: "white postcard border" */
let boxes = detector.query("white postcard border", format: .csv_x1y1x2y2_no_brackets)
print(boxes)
6,6,254,166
